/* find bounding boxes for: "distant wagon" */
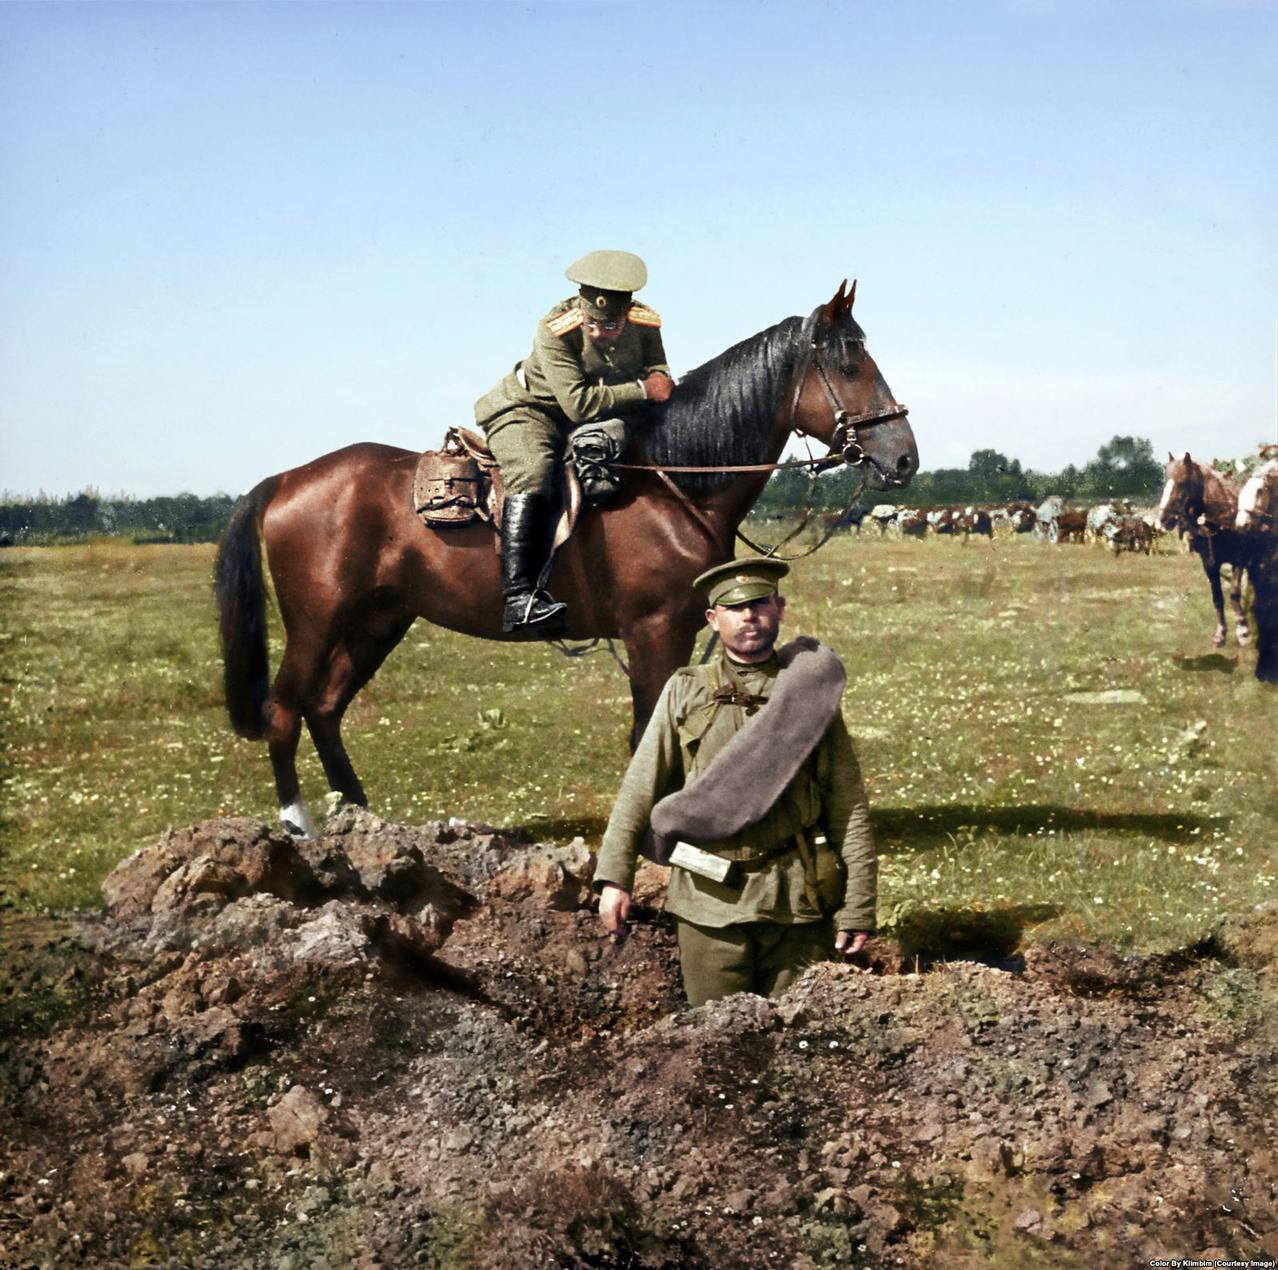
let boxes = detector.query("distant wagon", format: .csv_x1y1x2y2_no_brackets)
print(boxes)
1035,496,1084,544
1034,495,1065,541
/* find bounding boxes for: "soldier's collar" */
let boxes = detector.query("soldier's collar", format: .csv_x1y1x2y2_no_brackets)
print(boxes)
721,653,780,680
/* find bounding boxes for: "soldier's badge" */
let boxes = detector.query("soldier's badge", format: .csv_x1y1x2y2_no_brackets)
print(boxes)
627,303,661,328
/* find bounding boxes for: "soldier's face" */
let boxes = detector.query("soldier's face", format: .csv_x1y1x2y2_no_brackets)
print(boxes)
584,314,627,347
706,593,786,664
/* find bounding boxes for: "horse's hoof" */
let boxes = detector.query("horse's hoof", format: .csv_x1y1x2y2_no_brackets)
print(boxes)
279,798,318,840
1237,630,1253,647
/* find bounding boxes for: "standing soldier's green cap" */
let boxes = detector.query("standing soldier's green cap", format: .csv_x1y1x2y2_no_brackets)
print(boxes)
566,250,649,323
694,556,791,608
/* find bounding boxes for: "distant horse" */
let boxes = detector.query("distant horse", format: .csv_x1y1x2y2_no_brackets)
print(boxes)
868,504,900,534
1086,500,1132,543
1235,462,1278,537
1157,453,1251,650
216,282,919,836
956,506,993,542
993,502,1034,535
898,508,928,538
1103,516,1154,555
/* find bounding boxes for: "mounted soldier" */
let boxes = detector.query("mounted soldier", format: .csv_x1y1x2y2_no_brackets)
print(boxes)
473,250,675,637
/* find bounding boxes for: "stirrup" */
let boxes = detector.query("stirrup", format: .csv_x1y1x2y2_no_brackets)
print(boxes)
502,589,567,635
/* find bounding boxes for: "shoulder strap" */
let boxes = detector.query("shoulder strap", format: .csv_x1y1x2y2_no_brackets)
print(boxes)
546,307,585,338
627,303,661,328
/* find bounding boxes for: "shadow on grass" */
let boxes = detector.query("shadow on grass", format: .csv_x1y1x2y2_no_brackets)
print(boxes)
1172,653,1238,674
871,803,1224,850
524,814,610,842
890,902,1063,965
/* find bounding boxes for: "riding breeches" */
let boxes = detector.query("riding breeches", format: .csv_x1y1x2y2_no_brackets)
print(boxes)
482,408,566,497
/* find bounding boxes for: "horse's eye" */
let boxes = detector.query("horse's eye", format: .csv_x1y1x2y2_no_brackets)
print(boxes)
840,364,858,378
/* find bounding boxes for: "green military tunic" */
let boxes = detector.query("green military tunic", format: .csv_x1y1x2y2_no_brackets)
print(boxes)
594,654,878,935
473,298,671,495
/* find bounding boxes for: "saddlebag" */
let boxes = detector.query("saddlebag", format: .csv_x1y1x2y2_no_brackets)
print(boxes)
413,429,492,526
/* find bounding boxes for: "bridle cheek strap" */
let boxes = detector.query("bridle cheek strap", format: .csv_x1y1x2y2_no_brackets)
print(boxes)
794,331,910,471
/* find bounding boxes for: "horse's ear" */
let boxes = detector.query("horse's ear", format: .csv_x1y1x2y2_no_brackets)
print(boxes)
823,279,858,321
1168,451,1175,463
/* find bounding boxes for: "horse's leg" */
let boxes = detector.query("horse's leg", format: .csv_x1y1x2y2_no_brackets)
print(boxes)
1229,565,1252,646
1253,557,1278,683
305,612,416,809
266,640,324,838
265,609,367,837
622,608,701,750
1203,557,1228,648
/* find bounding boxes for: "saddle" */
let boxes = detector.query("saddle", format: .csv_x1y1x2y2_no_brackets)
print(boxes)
412,420,627,552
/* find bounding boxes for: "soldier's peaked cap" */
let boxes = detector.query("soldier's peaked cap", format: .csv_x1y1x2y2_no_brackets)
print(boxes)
565,250,648,293
694,556,790,608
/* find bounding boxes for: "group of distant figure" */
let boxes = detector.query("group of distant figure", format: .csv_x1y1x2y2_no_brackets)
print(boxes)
828,446,1278,683
850,498,1159,552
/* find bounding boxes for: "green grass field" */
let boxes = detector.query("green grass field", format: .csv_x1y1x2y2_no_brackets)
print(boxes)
2,532,1275,953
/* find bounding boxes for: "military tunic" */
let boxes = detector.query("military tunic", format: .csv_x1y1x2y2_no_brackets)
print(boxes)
594,654,877,935
473,298,671,495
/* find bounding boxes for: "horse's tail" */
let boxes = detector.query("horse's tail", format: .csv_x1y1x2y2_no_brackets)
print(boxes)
214,480,276,739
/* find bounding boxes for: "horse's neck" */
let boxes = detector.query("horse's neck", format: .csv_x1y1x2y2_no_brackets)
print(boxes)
640,315,804,511
1200,467,1239,521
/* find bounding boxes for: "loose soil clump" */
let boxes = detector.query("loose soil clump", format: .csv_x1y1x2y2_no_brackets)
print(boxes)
2,807,1275,1267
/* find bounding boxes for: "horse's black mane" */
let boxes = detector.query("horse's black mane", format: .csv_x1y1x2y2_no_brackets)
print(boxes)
633,314,808,494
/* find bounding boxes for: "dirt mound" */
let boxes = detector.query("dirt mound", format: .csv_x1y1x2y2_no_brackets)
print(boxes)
2,809,1276,1267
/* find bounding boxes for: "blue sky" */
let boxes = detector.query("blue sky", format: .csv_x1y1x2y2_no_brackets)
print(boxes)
1,0,1275,497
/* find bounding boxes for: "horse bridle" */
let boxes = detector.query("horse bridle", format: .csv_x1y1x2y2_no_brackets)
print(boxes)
791,316,910,479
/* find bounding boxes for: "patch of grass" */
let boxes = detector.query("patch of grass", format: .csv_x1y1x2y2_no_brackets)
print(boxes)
1,536,1275,955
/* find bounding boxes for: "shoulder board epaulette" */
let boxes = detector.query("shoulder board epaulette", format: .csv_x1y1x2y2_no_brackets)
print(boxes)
627,303,661,328
545,308,584,337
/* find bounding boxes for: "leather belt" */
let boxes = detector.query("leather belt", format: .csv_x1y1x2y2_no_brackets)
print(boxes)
727,836,803,873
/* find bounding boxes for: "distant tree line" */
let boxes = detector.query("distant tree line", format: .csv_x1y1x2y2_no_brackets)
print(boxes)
0,491,237,545
0,434,1261,544
755,434,1170,517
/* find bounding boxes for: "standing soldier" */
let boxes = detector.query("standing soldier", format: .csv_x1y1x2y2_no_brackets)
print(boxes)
594,558,878,1006
474,250,674,637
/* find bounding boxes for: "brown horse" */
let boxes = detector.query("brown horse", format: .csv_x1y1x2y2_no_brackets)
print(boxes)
1157,453,1252,650
216,282,919,836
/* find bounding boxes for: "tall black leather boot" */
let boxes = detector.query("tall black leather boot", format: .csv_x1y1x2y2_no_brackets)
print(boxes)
500,492,568,636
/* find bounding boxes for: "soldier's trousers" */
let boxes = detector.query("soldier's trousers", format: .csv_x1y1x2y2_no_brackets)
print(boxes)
483,408,566,496
675,917,834,1007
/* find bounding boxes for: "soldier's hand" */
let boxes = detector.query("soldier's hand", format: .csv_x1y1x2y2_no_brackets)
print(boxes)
835,930,869,958
599,883,632,939
642,372,674,403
